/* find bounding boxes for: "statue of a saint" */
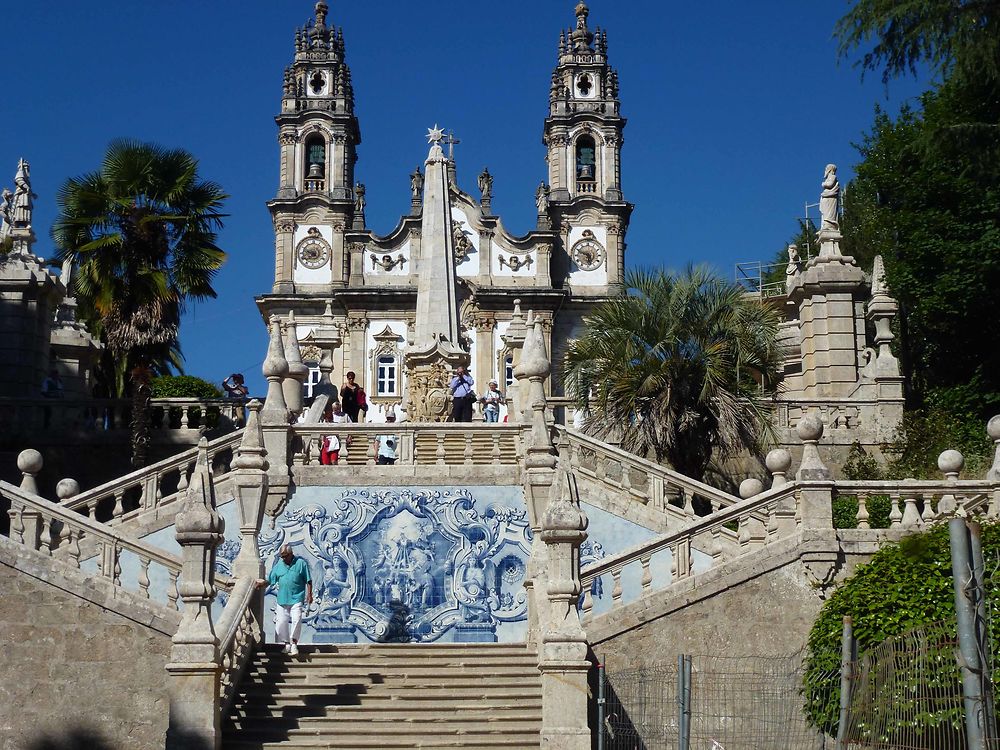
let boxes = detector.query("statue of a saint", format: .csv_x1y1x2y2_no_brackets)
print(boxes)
819,163,840,232
535,182,549,215
410,167,423,200
354,182,366,213
0,188,12,240
11,159,35,228
477,167,493,204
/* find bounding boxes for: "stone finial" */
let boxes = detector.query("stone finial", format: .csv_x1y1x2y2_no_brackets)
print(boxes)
176,439,224,538
938,449,964,479
542,462,588,539
766,448,792,488
314,1,328,29
282,312,308,415
262,315,289,420
517,313,550,381
233,400,268,472
739,478,765,499
986,415,1000,481
17,449,42,495
795,413,832,481
870,255,890,298
937,449,964,517
56,478,80,502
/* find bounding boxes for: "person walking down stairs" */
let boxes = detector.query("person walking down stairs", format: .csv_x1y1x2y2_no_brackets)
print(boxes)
257,544,312,656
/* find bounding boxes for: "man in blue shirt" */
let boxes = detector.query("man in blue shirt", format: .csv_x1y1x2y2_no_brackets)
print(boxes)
257,544,312,656
449,365,475,423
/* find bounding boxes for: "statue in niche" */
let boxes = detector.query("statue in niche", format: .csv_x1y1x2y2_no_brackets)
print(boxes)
354,182,366,213
477,167,493,205
820,164,840,232
535,182,549,214
11,159,35,228
410,167,423,199
453,221,473,263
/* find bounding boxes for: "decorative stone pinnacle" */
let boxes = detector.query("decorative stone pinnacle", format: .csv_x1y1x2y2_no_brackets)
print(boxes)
233,400,269,472
795,412,832,481
542,462,587,538
175,439,224,538
263,315,289,381
519,315,550,381
314,1,328,29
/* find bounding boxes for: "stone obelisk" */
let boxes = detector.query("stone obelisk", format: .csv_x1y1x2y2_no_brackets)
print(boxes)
403,126,470,421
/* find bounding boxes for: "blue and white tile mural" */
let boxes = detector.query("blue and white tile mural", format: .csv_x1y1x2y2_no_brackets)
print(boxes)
259,485,532,644
137,485,705,644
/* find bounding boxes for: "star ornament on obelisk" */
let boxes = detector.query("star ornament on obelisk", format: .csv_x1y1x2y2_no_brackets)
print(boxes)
427,124,445,144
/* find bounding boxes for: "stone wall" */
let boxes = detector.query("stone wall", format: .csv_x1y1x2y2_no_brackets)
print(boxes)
0,538,178,750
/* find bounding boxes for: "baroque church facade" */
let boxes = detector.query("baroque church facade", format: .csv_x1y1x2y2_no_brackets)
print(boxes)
257,1,631,420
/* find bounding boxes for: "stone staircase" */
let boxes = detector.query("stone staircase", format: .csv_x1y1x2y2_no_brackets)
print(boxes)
223,642,543,749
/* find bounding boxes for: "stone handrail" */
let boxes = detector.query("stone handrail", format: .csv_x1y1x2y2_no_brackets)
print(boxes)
0,396,250,437
216,577,262,715
1,480,232,608
290,422,522,467
558,426,741,518
63,429,245,523
833,478,999,528
579,481,800,622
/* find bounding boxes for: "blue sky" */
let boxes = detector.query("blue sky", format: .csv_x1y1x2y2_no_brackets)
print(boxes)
2,1,928,394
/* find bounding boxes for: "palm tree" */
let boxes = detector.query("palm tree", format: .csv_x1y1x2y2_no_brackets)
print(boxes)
53,140,227,467
563,266,781,483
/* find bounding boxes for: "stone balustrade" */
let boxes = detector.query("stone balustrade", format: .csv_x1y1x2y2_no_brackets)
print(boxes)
0,396,250,440
579,481,800,622
216,577,262,715
290,423,522,467
61,429,244,523
559,425,742,518
1,476,232,609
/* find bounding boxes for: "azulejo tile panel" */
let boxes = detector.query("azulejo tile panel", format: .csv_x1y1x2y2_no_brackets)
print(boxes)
259,485,532,644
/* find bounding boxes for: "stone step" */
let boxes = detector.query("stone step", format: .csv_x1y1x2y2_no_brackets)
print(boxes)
258,644,534,657
228,710,542,730
222,735,539,750
241,668,541,685
230,702,542,720
254,653,539,667
226,719,541,738
234,688,542,706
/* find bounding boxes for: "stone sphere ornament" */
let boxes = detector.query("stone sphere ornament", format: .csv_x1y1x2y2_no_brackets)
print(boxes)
765,448,793,475
739,478,764,499
987,415,1000,442
56,478,81,501
796,413,824,443
938,449,964,477
17,448,43,476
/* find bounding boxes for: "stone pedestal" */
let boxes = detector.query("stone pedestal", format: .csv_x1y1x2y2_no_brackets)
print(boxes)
0,249,62,397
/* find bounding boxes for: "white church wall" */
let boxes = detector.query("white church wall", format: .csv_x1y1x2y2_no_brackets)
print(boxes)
365,320,407,423
363,238,411,284
491,239,538,279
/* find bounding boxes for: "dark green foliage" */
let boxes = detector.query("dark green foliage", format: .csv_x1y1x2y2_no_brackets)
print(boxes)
804,522,1000,734
150,375,221,399
832,494,893,530
562,266,782,481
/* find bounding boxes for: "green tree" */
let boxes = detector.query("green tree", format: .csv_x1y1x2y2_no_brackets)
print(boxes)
562,266,782,482
53,140,227,467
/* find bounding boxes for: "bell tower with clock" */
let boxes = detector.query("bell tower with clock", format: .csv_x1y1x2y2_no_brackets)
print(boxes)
542,1,632,293
267,1,361,295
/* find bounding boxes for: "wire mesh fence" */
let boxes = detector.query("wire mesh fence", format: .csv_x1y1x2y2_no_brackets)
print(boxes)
600,652,832,750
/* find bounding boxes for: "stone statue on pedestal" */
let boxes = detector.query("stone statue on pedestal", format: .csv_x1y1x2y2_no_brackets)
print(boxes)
0,188,12,241
820,164,840,233
477,167,493,207
12,159,35,229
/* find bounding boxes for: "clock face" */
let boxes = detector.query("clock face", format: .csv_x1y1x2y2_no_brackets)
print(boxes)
296,232,331,270
571,236,605,272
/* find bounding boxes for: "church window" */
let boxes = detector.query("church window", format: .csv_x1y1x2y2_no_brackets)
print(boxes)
309,71,325,95
377,356,398,396
575,136,596,185
576,74,592,97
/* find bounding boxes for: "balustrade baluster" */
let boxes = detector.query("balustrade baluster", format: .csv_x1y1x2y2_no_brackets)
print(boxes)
650,475,665,511
580,586,593,623
138,556,151,598
856,493,870,529
675,539,692,579
180,406,190,429
113,546,122,586
640,556,652,591
112,491,124,521
738,516,751,548
85,501,95,520
491,434,501,465
683,489,695,517
435,433,446,466
67,528,81,568
177,464,190,493
921,492,936,523
463,433,473,466
710,527,724,564
39,516,53,555
9,505,25,545
889,493,902,528
366,434,376,466
621,464,632,494
766,504,779,542
610,569,622,605
901,492,921,528
167,570,180,610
